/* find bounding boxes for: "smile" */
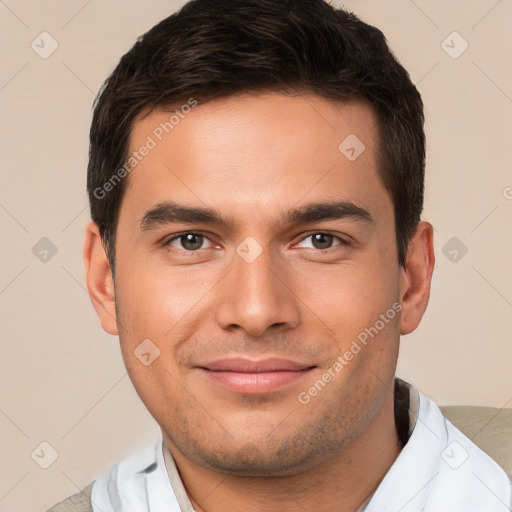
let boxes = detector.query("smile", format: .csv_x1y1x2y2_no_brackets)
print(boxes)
197,357,316,394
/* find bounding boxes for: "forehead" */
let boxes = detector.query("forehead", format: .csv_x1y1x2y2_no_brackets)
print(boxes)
120,92,389,228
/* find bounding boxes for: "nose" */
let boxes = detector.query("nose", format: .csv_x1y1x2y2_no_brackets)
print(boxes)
214,245,301,337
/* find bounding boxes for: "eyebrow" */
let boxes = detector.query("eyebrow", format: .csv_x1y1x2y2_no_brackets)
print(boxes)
139,200,374,231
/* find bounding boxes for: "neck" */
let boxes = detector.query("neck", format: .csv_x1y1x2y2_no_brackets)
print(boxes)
164,389,402,512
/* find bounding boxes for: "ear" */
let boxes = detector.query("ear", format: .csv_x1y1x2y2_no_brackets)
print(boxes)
83,221,118,335
398,221,435,335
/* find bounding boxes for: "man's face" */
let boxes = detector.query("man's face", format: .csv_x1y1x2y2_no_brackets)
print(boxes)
113,93,404,475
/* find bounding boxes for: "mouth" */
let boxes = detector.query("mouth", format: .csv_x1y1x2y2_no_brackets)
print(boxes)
197,357,317,394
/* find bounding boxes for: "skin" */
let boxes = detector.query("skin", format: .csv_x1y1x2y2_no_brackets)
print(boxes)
84,92,435,512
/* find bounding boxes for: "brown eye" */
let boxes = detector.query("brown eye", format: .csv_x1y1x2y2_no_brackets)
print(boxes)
180,234,203,250
165,233,212,251
296,232,345,250
311,233,334,249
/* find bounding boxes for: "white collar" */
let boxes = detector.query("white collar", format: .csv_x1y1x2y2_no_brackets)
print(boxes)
364,380,511,511
163,441,196,511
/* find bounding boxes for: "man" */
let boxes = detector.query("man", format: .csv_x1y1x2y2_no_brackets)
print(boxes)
49,0,511,510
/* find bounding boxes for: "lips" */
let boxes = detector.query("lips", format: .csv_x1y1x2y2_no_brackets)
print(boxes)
197,357,316,394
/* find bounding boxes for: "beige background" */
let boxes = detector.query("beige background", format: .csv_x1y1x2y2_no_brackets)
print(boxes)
1,0,511,510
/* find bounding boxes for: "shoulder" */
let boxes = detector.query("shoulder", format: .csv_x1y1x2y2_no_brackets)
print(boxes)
420,393,512,510
46,482,94,512
382,381,511,511
45,437,163,512
434,412,512,505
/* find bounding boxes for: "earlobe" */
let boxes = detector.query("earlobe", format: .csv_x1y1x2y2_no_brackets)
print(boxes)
399,221,435,335
83,221,118,335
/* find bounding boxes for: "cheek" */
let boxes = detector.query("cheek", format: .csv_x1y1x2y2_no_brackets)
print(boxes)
296,256,400,338
114,253,214,337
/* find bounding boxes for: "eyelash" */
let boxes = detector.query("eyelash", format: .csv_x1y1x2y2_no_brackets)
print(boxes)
296,231,350,250
162,231,216,251
162,231,350,252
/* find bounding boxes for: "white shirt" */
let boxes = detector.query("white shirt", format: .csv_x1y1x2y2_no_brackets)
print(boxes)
90,379,511,511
